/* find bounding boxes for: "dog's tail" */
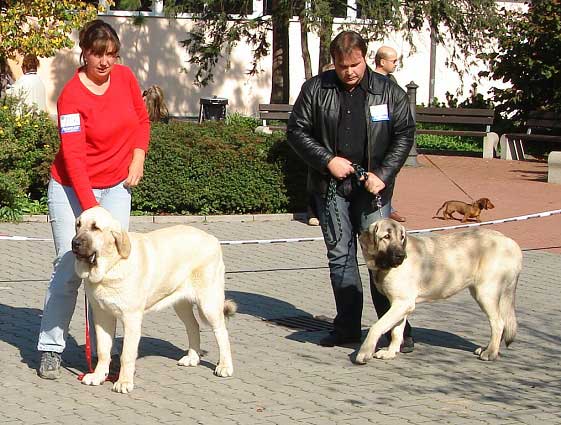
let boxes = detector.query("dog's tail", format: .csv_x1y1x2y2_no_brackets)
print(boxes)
223,299,237,318
433,203,446,219
500,272,519,347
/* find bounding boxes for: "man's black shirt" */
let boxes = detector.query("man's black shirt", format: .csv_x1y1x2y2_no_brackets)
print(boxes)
336,70,369,167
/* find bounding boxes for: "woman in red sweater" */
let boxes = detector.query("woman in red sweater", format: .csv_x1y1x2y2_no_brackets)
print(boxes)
37,20,150,379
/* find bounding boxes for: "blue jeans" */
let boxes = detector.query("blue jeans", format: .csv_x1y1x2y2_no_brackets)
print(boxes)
315,187,411,339
37,178,131,353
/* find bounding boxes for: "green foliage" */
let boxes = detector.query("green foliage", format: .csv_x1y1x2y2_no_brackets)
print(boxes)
0,95,59,220
225,112,260,131
425,83,494,110
416,133,482,153
481,0,561,120
0,0,103,60
132,120,307,215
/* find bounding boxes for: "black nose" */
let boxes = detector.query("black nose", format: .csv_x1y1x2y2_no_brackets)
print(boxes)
71,238,81,251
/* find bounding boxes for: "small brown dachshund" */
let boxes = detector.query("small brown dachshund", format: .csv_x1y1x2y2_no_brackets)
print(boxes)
433,198,495,223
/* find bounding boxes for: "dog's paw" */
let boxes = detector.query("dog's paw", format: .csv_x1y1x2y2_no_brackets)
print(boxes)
214,363,233,377
374,348,397,360
81,372,107,386
354,347,374,365
112,379,134,394
178,349,200,367
475,346,499,361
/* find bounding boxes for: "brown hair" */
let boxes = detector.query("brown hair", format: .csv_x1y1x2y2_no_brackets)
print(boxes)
78,19,121,65
143,85,169,123
329,31,367,61
22,54,40,73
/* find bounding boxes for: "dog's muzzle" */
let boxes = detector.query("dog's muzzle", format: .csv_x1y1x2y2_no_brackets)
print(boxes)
71,236,97,264
374,246,406,270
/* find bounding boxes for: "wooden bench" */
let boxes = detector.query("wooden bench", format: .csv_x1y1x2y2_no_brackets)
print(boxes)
257,104,293,132
257,105,499,160
499,111,561,160
415,107,498,159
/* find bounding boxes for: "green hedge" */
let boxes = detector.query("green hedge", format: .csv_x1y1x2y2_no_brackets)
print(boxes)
415,122,483,153
132,121,308,215
5,102,498,219
0,96,59,220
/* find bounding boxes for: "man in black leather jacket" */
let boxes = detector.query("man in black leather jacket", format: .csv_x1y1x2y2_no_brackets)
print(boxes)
287,31,416,349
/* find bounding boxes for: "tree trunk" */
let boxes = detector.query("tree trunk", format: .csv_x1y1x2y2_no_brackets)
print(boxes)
300,17,312,80
270,0,290,103
317,16,333,72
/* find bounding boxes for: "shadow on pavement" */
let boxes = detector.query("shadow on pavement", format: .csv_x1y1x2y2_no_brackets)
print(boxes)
225,291,480,353
0,303,80,371
226,290,313,320
285,325,479,352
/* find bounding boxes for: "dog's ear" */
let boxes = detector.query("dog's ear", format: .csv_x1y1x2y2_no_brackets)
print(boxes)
112,230,131,259
359,222,377,249
401,227,408,249
370,222,380,249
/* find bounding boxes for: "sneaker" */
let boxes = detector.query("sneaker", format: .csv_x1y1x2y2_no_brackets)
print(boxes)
38,351,62,380
400,336,414,353
319,332,362,347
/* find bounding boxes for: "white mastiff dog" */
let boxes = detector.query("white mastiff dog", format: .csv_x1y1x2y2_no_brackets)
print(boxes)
356,218,522,364
72,206,236,393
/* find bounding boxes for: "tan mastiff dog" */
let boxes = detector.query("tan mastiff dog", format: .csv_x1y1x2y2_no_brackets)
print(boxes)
356,218,522,364
72,206,236,393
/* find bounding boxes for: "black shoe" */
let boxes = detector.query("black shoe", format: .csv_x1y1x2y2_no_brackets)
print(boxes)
400,336,414,353
319,332,362,347
38,351,62,380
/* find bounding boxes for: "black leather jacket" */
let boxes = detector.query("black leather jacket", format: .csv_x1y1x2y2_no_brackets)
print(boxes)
287,68,415,206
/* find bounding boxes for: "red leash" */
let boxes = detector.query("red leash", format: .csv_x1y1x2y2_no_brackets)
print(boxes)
77,293,118,382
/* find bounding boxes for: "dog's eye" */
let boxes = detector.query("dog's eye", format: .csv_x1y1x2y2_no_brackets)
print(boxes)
384,234,391,239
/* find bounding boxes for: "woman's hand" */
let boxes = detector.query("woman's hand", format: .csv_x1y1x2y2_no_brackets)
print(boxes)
124,148,146,188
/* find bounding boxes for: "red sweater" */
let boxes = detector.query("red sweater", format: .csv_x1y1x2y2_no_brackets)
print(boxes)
51,64,150,210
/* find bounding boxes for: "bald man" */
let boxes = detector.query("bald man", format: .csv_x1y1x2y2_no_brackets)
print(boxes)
374,46,399,83
373,46,406,223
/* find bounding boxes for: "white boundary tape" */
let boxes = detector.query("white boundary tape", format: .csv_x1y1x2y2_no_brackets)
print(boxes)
0,235,52,241
408,208,561,235
1,208,560,244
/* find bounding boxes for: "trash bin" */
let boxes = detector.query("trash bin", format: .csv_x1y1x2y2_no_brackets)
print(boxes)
198,96,228,123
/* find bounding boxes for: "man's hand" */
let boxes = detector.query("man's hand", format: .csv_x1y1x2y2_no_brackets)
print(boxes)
327,157,355,180
124,148,146,188
363,172,386,194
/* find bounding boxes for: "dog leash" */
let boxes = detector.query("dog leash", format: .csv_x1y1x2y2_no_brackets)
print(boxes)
321,164,384,244
352,164,385,220
77,293,119,383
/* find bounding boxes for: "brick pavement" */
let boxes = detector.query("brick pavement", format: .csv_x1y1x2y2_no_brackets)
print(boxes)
0,154,560,424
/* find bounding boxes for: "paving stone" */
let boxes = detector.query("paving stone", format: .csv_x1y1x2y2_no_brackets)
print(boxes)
1,154,561,423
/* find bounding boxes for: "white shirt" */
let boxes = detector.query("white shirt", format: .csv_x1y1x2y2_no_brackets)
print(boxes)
7,72,47,112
